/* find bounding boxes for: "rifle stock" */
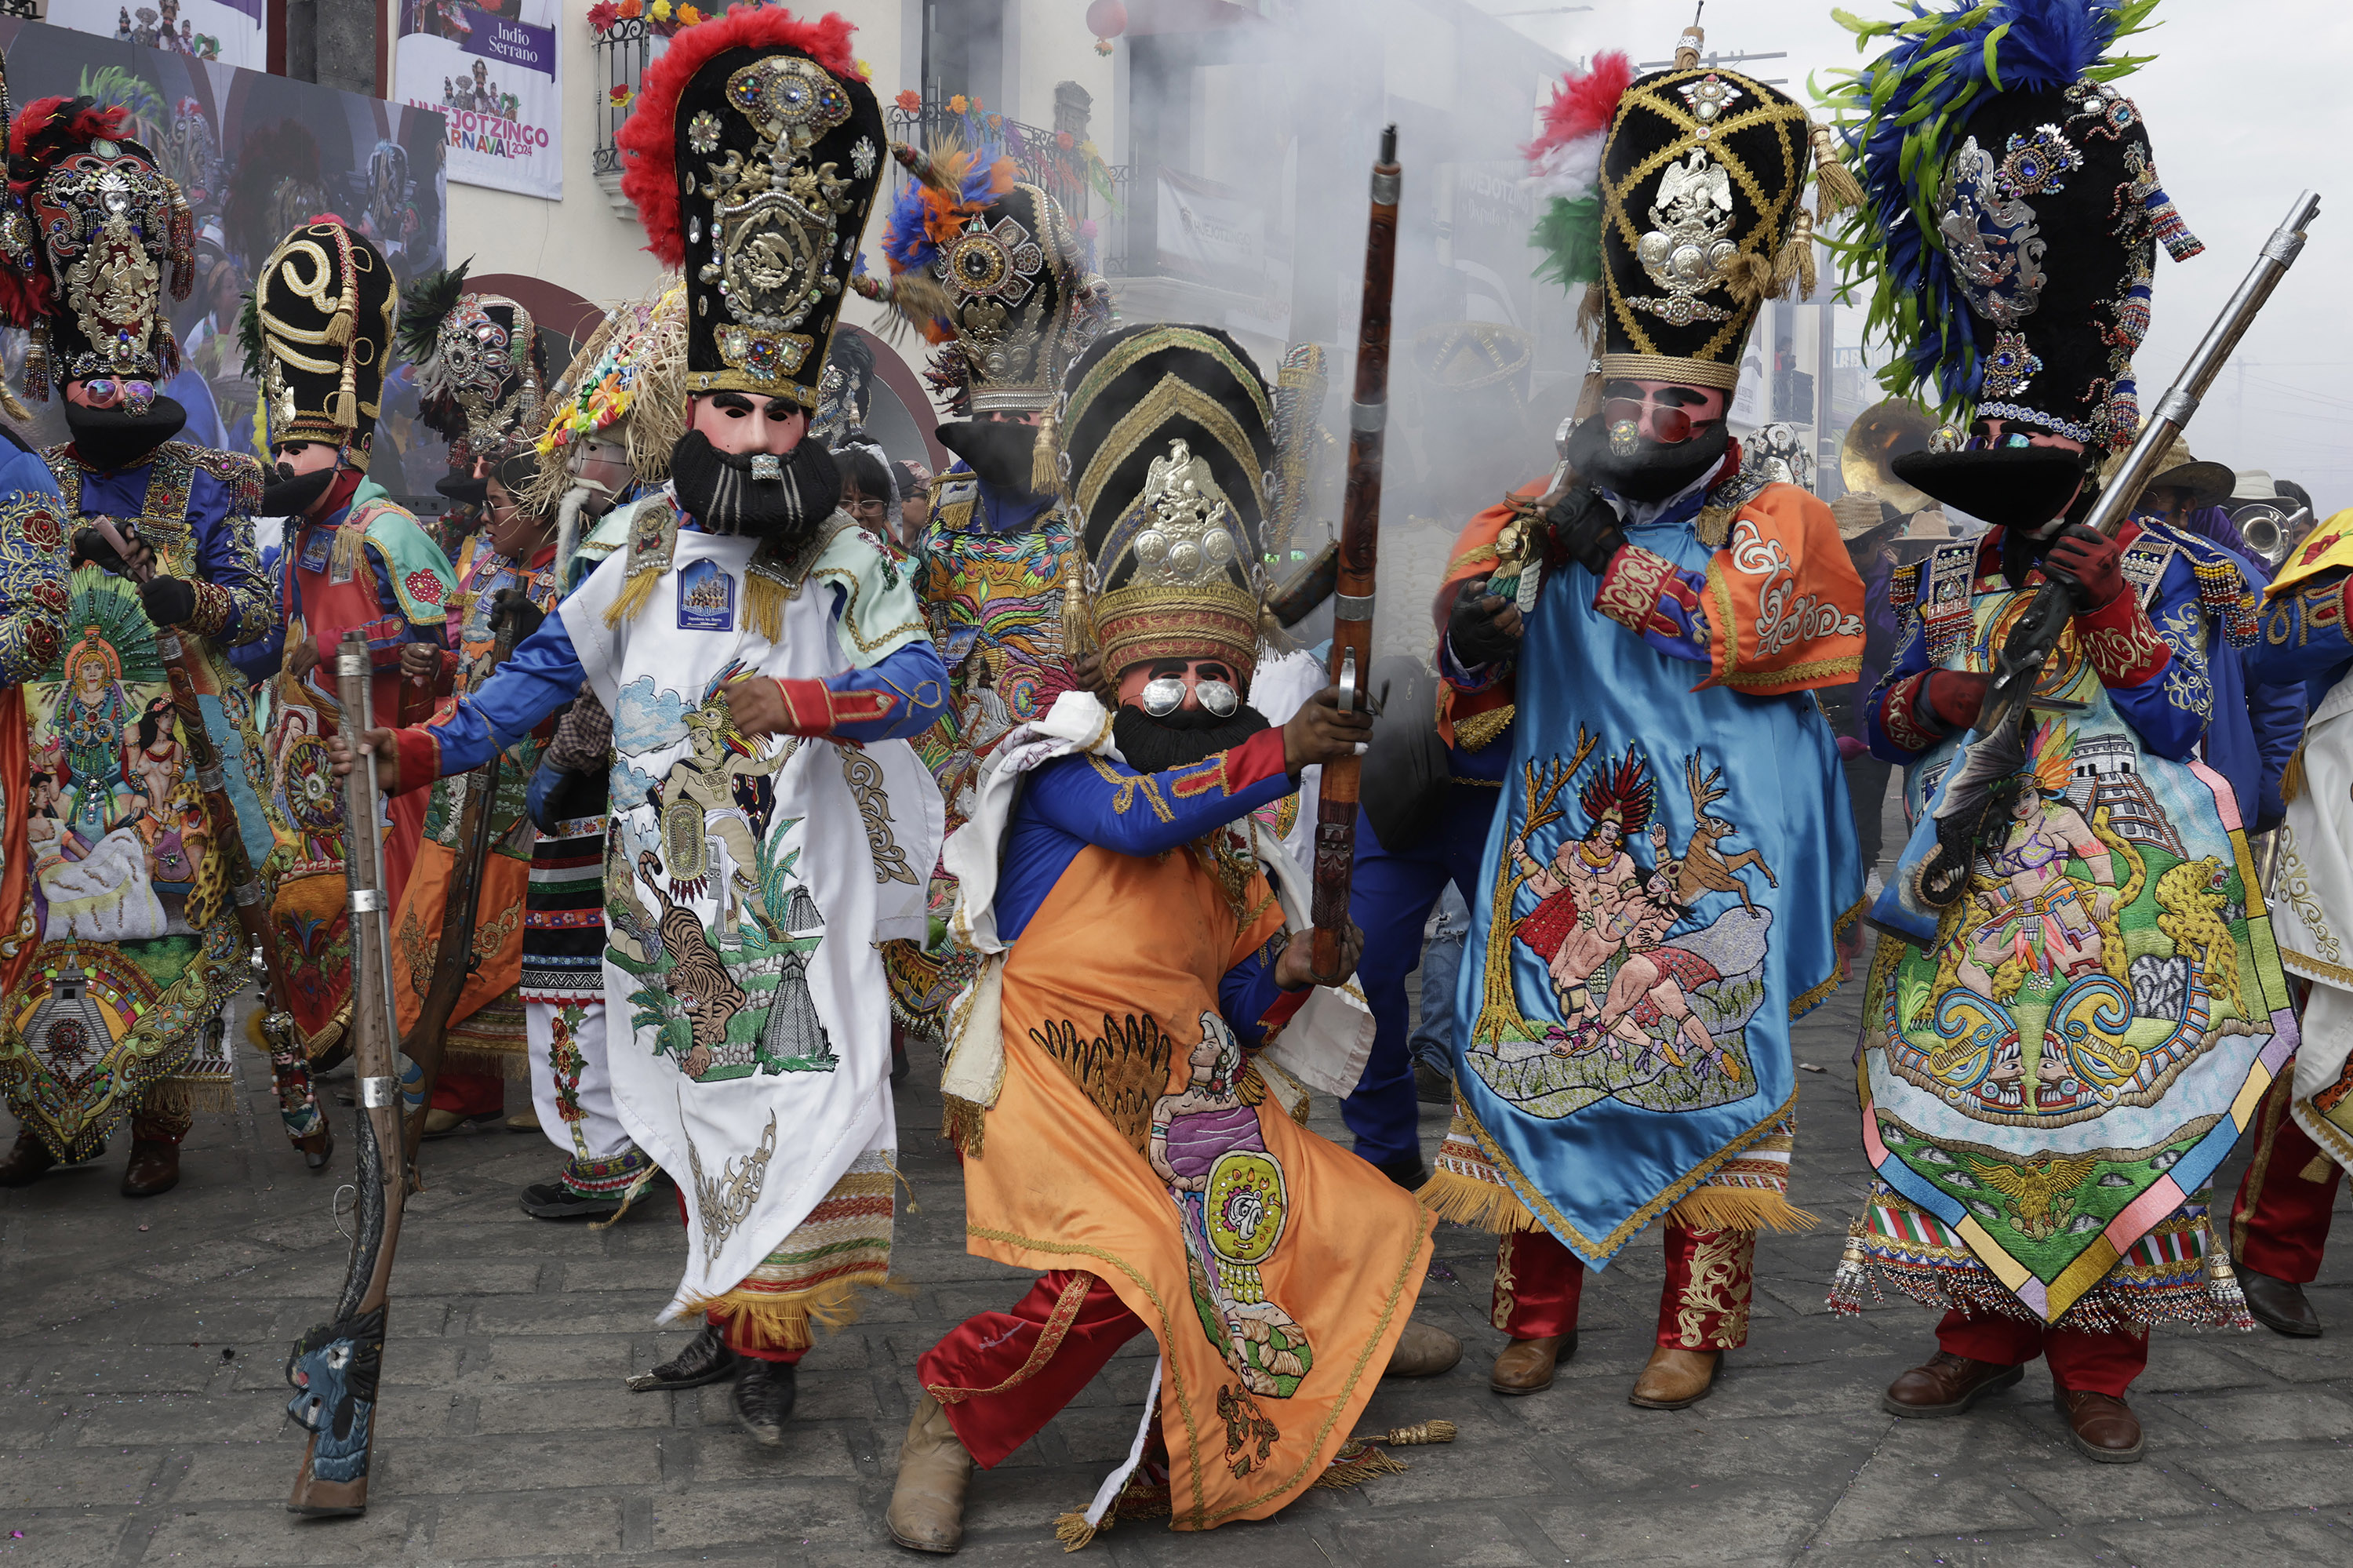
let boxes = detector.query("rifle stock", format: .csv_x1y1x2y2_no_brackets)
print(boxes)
285,631,407,1516
398,595,529,1172
1310,124,1400,978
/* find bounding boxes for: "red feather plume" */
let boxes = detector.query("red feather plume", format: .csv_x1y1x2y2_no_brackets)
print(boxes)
616,8,862,265
1525,50,1634,162
9,98,134,202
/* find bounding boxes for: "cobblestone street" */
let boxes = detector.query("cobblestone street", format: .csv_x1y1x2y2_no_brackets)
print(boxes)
1,966,2348,1568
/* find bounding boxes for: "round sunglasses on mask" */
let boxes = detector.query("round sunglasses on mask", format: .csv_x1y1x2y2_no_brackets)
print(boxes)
1140,675,1239,719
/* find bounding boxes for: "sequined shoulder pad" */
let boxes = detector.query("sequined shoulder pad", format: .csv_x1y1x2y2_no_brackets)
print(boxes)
1889,558,1925,613
2168,531,2262,648
171,443,267,516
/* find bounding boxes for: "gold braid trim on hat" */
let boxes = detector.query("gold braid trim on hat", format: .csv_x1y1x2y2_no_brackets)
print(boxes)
1093,581,1262,681
1074,373,1268,526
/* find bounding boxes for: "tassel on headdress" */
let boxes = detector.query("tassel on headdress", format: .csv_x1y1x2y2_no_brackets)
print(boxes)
1774,210,1818,300
1809,122,1864,221
1029,402,1064,499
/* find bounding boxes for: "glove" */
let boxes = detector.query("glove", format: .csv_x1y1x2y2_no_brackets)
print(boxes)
70,526,129,575
1446,577,1521,668
488,587,546,647
138,575,197,628
1542,485,1627,576
2040,523,2126,613
1923,669,1992,730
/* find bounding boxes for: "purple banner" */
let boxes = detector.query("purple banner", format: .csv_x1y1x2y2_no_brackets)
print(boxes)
464,14,555,76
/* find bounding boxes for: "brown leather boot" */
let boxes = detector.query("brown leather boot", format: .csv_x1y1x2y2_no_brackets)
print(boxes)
0,1131,56,1188
2056,1387,2143,1463
1881,1352,2024,1417
886,1393,974,1554
1384,1319,1464,1377
121,1140,180,1198
1628,1346,1720,1410
1489,1332,1575,1395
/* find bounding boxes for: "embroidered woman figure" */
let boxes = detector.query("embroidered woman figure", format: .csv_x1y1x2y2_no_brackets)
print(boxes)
56,638,135,843
1150,1013,1313,1399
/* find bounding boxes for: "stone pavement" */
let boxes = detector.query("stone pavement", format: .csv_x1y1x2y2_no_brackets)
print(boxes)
0,976,2348,1568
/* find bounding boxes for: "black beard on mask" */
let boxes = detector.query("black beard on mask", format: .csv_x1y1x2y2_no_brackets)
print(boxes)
64,397,187,474
261,463,340,517
670,429,841,544
1565,410,1731,504
1113,702,1271,775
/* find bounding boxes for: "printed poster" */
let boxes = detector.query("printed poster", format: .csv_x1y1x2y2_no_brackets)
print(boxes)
43,0,265,70
398,0,562,198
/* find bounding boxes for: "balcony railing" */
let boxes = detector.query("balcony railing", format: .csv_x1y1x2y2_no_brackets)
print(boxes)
883,100,1128,277
589,17,656,214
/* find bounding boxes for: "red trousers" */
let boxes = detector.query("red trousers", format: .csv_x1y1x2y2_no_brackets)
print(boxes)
917,1271,1146,1468
2232,1057,2341,1284
662,1190,807,1365
1493,1224,1755,1350
431,1070,507,1117
1935,1309,2146,1397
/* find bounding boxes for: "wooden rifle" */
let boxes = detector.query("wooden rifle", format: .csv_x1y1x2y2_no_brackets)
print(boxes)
1893,190,2322,929
285,631,407,1515
89,518,329,1167
1309,124,1400,980
398,591,529,1172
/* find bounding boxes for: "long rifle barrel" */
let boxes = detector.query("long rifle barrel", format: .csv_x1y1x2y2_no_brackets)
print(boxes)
1308,124,1401,978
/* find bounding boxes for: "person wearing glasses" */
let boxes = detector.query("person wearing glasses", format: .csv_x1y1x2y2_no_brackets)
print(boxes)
1429,27,1867,1417
1828,0,2285,1466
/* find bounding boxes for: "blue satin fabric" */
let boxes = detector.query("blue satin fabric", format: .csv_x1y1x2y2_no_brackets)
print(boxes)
1453,507,1863,1268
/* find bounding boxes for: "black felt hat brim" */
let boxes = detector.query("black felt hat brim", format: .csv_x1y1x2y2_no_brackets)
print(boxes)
436,473,490,505
1892,447,2087,531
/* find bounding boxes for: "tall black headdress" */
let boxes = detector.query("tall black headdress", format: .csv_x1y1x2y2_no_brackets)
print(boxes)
614,7,887,411
1827,0,2201,516
2,94,196,406
808,323,872,446
1060,323,1276,682
245,217,398,467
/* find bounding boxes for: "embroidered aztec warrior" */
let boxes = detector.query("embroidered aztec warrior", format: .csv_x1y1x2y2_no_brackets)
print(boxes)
331,5,949,1452
884,322,1459,1555
855,122,1111,1046
1427,20,1868,1415
227,214,460,1123
1826,0,2288,1466
0,83,286,1198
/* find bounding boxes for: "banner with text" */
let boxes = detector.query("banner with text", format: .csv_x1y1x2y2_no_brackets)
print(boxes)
398,0,562,199
43,0,266,71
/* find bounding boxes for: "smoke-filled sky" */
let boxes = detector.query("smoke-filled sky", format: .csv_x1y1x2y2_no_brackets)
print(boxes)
1477,0,2349,513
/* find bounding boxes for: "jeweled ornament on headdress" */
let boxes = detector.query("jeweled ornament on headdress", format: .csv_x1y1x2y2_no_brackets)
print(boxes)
1825,0,2202,453
0,93,197,406
614,8,887,408
242,216,397,467
864,138,1112,418
1520,25,1855,396
396,261,546,458
1057,323,1275,682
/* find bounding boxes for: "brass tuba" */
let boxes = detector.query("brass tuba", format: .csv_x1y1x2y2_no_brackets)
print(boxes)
2234,500,2317,566
1840,397,1937,511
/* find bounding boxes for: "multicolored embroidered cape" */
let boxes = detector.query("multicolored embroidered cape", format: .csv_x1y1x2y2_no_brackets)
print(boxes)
1838,528,2286,1329
1431,475,1866,1267
0,444,273,1158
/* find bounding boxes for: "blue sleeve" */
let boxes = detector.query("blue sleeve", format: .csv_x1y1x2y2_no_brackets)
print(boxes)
2111,560,2211,762
2250,666,2307,833
1020,733,1298,858
185,468,274,646
413,609,588,778
1864,606,1935,762
2248,569,2353,692
1219,930,1295,1050
825,637,951,744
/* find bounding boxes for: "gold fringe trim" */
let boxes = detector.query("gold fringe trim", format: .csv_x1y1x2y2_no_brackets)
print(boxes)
441,1045,533,1082
1053,1510,1105,1552
1774,212,1818,301
1720,248,1776,306
2302,1153,2337,1183
2282,744,2306,806
1418,1166,1543,1234
942,1093,988,1159
329,518,369,581
678,1269,888,1355
604,567,660,629
745,570,786,643
141,1077,235,1119
1311,1441,1409,1490
1031,405,1064,499
1575,285,1605,345
1809,123,1864,221
1666,1188,1818,1234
